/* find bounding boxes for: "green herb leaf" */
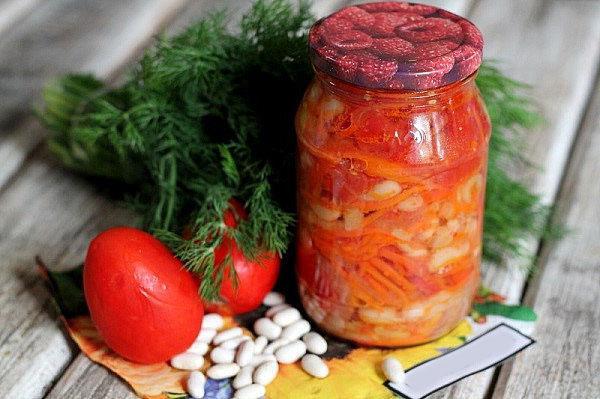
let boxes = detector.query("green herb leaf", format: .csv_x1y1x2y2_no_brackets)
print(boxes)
164,392,188,399
477,63,563,268
473,302,537,321
37,258,88,318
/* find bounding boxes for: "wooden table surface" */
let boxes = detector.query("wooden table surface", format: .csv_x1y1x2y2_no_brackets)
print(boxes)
0,0,598,398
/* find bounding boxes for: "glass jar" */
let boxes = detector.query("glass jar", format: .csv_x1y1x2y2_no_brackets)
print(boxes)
295,2,491,346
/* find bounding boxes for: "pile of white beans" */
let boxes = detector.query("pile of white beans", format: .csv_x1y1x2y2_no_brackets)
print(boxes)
169,292,330,399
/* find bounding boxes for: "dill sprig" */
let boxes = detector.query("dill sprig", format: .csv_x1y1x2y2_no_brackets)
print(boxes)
475,63,560,265
38,0,556,300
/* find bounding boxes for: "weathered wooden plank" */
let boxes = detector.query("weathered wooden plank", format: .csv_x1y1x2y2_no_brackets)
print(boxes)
424,0,473,16
0,119,41,190
0,151,138,398
0,0,190,191
7,0,593,397
0,0,197,396
165,0,258,36
0,0,44,36
0,0,187,128
315,0,352,16
431,1,600,398
45,355,138,399
490,69,600,399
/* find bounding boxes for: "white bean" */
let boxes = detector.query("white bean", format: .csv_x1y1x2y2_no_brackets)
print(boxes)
343,208,364,231
220,335,251,350
253,336,268,354
233,365,254,389
213,327,243,345
202,313,224,330
323,96,344,115
196,328,217,343
187,371,206,398
430,242,469,271
274,340,307,364
265,304,290,318
253,360,279,385
207,363,241,380
367,180,401,200
302,332,327,355
263,338,291,355
171,353,205,370
262,291,285,306
234,384,266,399
249,354,276,367
272,307,301,327
187,341,209,356
381,357,405,384
301,354,329,379
312,204,341,222
280,319,311,341
236,340,254,367
253,318,282,340
397,194,424,212
211,346,236,364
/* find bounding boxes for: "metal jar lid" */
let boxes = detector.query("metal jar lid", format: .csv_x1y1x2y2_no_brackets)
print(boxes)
309,2,484,91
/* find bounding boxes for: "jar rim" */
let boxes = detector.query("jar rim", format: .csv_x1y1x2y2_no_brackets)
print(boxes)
314,68,479,104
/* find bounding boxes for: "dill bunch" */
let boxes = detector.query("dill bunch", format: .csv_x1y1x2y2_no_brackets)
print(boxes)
38,0,555,299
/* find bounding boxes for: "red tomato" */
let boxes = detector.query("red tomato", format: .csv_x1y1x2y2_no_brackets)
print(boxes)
205,199,281,315
84,227,203,364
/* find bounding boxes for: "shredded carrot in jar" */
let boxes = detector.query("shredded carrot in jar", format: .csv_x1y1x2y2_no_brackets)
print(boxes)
296,73,490,346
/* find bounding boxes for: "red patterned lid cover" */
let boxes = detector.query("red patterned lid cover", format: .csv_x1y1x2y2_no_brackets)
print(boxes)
309,2,483,91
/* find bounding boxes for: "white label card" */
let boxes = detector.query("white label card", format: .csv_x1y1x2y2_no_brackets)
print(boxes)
387,323,535,399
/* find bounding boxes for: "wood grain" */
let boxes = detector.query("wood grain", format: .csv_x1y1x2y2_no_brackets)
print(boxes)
0,0,194,397
431,1,600,398
0,0,43,35
0,151,138,398
491,68,600,399
0,0,190,191
0,0,597,398
45,355,138,399
317,0,354,15
423,0,474,16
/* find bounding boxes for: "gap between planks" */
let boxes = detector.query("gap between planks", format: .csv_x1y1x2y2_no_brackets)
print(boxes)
0,0,190,192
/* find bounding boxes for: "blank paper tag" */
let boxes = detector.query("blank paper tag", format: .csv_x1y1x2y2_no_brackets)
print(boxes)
387,323,535,399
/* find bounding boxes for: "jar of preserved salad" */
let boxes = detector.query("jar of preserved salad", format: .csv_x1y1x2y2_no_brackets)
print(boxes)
295,2,490,346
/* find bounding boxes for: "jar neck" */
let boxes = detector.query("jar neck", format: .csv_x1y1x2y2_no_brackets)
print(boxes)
314,69,479,107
